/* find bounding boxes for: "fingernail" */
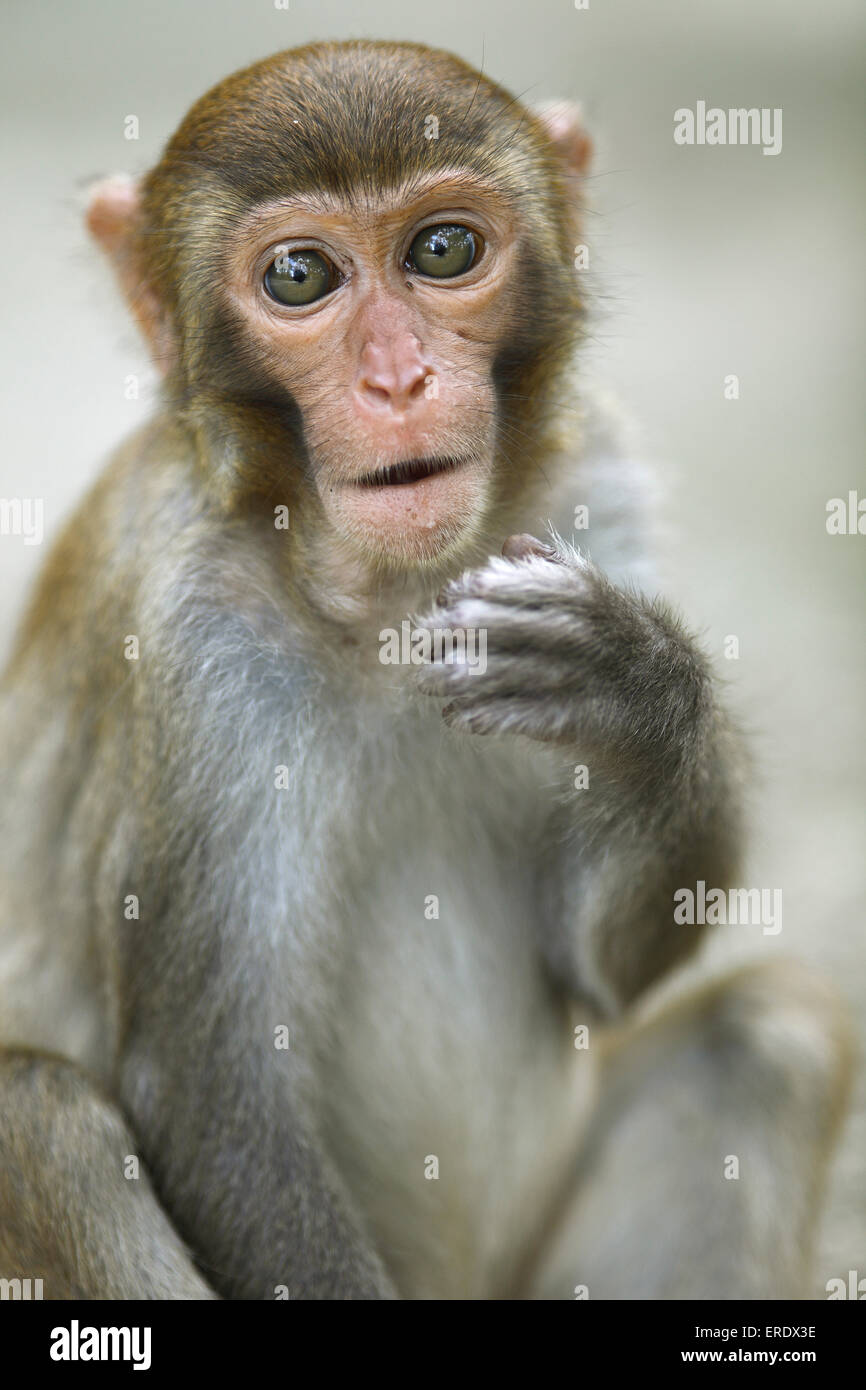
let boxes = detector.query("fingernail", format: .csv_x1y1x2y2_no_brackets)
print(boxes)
501,534,556,561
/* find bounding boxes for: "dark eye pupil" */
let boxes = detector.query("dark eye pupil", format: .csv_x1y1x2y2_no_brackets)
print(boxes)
408,224,478,279
264,250,333,305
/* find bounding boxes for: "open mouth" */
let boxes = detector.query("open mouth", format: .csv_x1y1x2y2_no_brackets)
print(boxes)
355,456,465,488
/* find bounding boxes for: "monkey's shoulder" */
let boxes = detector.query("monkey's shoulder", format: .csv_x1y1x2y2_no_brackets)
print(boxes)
541,386,662,592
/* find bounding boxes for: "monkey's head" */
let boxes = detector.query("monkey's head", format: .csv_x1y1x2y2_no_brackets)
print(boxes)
88,41,590,570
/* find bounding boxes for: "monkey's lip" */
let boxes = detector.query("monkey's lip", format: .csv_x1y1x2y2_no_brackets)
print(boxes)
352,455,466,489
327,453,484,545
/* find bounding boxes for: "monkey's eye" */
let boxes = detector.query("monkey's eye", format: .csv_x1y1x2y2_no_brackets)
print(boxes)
264,249,335,306
407,224,479,279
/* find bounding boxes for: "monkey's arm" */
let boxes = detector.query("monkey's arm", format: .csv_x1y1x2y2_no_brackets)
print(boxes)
0,1051,218,1298
112,614,397,1300
416,536,744,1012
117,980,397,1301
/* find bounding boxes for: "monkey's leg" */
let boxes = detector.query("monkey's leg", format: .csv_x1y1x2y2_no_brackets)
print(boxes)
527,960,852,1300
0,1050,217,1298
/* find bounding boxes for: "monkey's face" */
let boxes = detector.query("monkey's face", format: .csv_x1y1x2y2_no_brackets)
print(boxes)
118,44,587,572
225,176,521,565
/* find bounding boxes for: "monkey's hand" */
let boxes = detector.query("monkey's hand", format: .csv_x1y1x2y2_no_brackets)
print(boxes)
415,532,711,770
417,533,743,1007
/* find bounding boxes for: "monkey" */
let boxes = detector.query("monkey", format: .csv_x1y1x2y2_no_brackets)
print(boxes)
0,40,852,1301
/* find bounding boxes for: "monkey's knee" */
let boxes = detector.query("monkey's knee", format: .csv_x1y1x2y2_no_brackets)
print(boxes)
528,959,852,1300
591,957,853,1166
0,1048,124,1140
0,1048,216,1299
672,958,853,1134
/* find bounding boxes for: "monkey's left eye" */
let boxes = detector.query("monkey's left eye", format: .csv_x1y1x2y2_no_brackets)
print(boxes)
407,224,480,279
264,249,336,306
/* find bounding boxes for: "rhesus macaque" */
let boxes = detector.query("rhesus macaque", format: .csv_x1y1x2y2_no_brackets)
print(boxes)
0,41,851,1300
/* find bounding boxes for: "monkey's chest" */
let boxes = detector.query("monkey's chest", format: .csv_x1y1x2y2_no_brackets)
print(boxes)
309,737,594,1298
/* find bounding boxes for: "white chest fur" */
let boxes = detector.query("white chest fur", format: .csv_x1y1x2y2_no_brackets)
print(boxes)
274,692,597,1298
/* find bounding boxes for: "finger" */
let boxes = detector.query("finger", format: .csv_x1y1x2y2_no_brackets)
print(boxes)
501,533,560,562
441,692,565,741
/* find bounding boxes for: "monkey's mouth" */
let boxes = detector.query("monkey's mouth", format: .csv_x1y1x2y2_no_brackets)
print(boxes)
325,451,487,556
354,456,465,488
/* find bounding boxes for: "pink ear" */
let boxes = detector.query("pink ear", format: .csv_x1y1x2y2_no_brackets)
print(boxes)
535,101,593,176
86,175,140,255
86,176,173,372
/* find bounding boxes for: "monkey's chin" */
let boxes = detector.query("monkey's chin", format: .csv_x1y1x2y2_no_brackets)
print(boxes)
321,461,489,568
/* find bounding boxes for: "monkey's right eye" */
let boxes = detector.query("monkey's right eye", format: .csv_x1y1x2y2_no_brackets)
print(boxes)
264,249,335,306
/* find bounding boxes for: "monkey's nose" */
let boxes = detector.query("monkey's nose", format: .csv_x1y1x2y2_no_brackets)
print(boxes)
356,339,430,411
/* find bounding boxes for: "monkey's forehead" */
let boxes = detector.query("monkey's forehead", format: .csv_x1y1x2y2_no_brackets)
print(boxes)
226,169,520,236
151,41,552,209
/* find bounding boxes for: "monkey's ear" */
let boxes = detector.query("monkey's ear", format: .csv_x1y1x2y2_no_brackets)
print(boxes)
534,101,593,177
86,175,174,371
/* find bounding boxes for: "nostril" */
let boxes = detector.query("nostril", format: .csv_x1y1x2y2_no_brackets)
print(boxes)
408,373,429,402
357,368,431,410
360,381,392,406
